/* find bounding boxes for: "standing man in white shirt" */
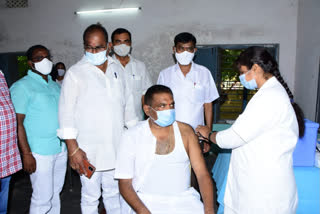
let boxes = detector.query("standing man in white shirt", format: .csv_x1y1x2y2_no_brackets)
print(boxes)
111,28,153,120
57,23,137,214
157,32,219,152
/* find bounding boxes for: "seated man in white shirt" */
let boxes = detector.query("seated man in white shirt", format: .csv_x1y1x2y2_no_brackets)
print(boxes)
115,85,214,214
111,28,153,120
157,32,219,153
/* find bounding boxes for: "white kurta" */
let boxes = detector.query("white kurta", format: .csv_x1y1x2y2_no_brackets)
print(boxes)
57,56,137,171
112,55,153,120
216,77,298,213
115,120,204,214
157,62,219,129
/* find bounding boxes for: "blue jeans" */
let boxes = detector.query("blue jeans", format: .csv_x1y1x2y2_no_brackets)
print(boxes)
0,176,11,214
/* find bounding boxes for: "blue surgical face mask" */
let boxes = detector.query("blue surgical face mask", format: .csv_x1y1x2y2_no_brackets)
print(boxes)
85,50,108,66
150,107,176,127
239,70,257,90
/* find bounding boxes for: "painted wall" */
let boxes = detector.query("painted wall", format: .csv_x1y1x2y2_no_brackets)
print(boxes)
295,0,320,120
0,0,298,87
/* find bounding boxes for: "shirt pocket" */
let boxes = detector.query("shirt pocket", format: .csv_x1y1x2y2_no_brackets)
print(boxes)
131,75,142,91
190,84,205,104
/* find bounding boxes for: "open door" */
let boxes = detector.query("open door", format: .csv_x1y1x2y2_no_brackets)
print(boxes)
0,52,28,87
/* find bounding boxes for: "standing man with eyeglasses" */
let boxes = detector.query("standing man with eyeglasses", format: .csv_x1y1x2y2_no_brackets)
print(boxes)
57,23,137,214
111,28,153,120
10,45,67,213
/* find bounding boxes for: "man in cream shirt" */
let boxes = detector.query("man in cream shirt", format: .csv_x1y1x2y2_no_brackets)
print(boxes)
158,32,219,196
111,28,153,120
157,32,219,152
57,24,137,214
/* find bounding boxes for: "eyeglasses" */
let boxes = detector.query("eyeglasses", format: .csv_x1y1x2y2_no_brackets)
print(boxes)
84,45,107,52
31,55,51,63
176,46,195,53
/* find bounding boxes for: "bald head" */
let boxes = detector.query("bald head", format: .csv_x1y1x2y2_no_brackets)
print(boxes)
83,23,108,45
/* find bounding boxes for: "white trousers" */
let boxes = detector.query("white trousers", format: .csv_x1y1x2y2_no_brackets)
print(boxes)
29,150,67,214
80,169,120,214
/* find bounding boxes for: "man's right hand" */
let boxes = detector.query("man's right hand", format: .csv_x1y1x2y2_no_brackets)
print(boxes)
22,154,36,173
69,148,88,176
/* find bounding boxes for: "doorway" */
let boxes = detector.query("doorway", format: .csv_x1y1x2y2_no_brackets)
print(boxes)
315,57,320,125
0,52,29,87
194,44,279,123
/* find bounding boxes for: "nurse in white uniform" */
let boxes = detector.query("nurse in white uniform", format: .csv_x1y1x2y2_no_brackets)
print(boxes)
196,46,305,214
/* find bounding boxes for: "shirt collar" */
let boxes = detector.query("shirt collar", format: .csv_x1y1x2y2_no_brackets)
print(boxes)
112,54,133,65
259,76,277,90
174,61,195,78
27,70,52,84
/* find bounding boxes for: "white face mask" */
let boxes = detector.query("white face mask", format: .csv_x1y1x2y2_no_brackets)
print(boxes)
175,51,194,65
113,44,131,57
57,69,65,76
85,50,108,66
34,58,53,75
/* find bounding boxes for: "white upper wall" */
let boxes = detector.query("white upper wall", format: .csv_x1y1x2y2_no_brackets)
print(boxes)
295,0,320,120
0,0,298,87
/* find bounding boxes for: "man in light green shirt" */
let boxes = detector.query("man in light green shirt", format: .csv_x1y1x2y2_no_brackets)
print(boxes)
10,45,67,214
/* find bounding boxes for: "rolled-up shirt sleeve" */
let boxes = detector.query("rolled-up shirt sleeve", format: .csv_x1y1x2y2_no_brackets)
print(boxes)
57,70,79,139
115,130,135,179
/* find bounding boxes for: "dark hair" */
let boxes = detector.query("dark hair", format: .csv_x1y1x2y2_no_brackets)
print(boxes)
26,45,49,61
111,28,131,43
83,23,108,44
51,62,66,81
174,32,197,47
144,85,173,106
55,62,65,69
235,46,305,137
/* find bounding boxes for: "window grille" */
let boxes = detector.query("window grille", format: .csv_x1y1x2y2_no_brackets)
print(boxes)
6,0,28,8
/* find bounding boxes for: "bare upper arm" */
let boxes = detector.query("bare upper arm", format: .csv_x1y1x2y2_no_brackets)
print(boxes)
177,122,200,157
177,122,193,154
177,122,208,176
119,179,134,193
